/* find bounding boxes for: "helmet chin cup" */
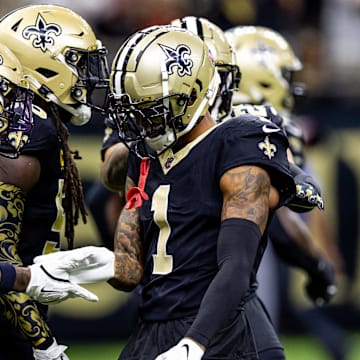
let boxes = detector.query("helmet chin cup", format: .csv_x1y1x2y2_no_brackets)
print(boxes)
46,91,91,126
69,104,91,126
145,128,175,154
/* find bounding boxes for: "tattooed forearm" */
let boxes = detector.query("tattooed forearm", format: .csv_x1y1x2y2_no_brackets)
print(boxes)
108,205,144,291
220,165,271,232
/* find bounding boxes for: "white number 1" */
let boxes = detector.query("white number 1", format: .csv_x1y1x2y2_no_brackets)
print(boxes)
151,185,173,274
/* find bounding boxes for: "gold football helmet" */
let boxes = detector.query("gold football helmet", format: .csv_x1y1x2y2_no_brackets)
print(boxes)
226,26,303,117
109,25,219,154
171,16,241,121
0,43,33,157
0,5,109,125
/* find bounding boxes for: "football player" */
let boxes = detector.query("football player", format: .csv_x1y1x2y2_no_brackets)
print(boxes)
171,16,335,305
226,25,347,359
34,24,297,360
0,5,109,360
225,23,338,300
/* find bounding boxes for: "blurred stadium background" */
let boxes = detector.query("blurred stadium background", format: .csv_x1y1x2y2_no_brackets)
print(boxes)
2,1,360,359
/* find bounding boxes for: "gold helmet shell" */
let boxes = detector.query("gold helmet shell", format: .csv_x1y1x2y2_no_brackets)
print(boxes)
0,5,109,123
110,25,219,154
226,26,302,116
171,16,241,121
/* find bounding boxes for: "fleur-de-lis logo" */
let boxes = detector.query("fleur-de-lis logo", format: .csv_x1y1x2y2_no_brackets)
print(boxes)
23,14,61,53
159,44,193,77
258,135,277,159
7,131,29,152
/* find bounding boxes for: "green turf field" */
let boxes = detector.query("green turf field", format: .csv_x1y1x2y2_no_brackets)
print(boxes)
65,333,360,359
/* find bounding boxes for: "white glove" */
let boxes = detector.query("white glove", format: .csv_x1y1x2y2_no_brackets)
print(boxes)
155,338,205,360
33,246,115,284
33,338,70,360
26,261,99,304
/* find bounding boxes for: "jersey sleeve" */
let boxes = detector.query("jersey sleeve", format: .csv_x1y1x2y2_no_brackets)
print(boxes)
217,115,295,207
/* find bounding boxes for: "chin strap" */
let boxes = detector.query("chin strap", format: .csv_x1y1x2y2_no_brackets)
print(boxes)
125,157,150,209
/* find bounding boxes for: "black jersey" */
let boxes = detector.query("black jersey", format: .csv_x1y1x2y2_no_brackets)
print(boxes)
0,105,64,265
127,115,295,321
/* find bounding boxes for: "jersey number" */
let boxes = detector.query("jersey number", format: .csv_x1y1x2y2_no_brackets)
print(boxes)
151,185,173,274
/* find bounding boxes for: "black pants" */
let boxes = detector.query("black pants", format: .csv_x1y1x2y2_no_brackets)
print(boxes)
119,295,285,360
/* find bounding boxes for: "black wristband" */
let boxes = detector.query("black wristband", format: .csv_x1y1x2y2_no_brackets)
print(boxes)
0,263,16,292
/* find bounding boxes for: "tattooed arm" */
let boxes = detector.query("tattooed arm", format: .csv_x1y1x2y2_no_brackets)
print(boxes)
220,165,278,229
27,175,144,293
108,175,144,291
185,165,279,348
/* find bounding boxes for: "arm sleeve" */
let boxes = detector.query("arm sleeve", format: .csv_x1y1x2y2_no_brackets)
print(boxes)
0,183,54,349
185,218,261,347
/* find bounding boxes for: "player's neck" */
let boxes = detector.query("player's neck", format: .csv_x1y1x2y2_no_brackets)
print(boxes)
173,112,216,152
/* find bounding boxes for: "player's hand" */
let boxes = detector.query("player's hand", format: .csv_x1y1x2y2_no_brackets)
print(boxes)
26,262,99,304
33,246,115,284
154,338,205,360
288,182,324,212
33,337,70,360
305,257,337,306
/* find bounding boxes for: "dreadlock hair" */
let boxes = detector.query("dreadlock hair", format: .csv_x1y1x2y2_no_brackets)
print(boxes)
49,103,88,249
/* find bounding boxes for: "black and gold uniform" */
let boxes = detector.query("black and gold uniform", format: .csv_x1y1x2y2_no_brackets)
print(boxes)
121,115,294,359
0,105,65,359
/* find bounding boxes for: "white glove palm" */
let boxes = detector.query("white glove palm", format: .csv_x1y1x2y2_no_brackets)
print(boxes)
33,246,115,284
155,338,204,360
26,260,99,304
33,338,70,360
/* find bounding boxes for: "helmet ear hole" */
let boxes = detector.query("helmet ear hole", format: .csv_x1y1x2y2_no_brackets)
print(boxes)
259,82,271,89
36,68,58,79
188,88,197,106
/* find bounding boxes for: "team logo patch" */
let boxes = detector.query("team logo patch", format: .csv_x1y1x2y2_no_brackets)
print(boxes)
159,44,193,77
23,14,62,52
258,135,277,159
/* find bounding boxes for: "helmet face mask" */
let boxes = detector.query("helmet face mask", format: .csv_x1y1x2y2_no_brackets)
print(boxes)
109,91,191,154
0,44,34,158
109,25,219,155
215,63,241,120
0,5,109,124
67,45,109,102
0,83,33,132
